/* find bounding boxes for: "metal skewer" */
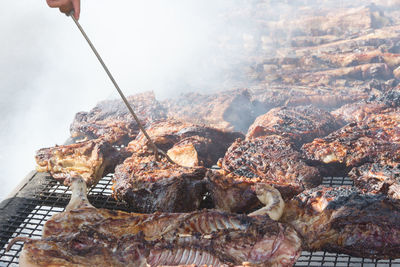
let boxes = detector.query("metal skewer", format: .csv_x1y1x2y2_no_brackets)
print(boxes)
69,12,174,164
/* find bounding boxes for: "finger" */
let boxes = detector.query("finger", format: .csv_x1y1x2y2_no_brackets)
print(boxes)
46,0,70,8
59,2,73,15
71,0,81,20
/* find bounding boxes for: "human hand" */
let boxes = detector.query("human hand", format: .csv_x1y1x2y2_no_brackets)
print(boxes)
46,0,81,20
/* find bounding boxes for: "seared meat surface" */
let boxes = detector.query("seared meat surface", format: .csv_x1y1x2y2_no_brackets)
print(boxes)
331,89,400,123
35,139,128,186
163,89,259,133
112,155,207,213
16,178,302,267
302,109,400,175
248,85,369,111
206,170,285,219
246,105,342,147
70,92,167,145
349,163,400,199
331,101,388,123
218,135,322,199
128,120,243,167
281,185,400,259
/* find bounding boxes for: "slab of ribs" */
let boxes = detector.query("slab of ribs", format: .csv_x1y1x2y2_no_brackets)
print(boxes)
28,0,400,265
12,177,302,267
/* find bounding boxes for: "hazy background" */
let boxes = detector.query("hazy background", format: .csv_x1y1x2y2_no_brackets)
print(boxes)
0,0,259,200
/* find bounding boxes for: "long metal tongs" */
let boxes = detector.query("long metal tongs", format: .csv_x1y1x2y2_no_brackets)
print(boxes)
69,12,174,163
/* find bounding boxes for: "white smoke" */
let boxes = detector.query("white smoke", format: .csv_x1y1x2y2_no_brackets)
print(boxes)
0,0,383,200
0,0,259,200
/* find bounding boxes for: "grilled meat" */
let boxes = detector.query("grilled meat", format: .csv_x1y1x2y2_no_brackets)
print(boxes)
217,136,322,200
376,88,400,108
248,85,369,112
349,163,400,199
112,155,207,213
35,139,128,186
70,92,167,145
16,177,302,267
163,88,259,133
128,120,243,167
331,101,387,123
206,170,285,219
246,105,343,147
321,49,400,69
331,89,400,123
302,109,400,175
301,63,392,84
127,120,193,153
281,185,400,259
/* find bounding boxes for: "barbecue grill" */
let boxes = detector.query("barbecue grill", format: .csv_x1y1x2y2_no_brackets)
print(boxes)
1,172,399,267
2,1,400,266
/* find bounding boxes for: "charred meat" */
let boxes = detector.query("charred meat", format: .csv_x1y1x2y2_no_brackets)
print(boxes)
246,105,343,147
248,85,369,111
128,120,243,167
331,89,400,123
281,186,400,259
302,109,400,175
331,100,387,124
70,92,167,145
163,88,258,133
112,155,207,213
217,135,322,200
15,177,302,267
35,139,127,186
206,170,285,219
349,163,400,199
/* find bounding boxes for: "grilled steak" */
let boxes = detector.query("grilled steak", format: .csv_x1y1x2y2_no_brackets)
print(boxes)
35,139,128,186
127,120,194,153
302,109,400,175
248,85,369,112
70,92,167,145
331,100,387,123
331,89,400,123
112,154,207,213
163,88,259,133
349,163,400,199
281,185,400,259
246,105,343,147
217,135,322,200
15,177,302,267
128,120,243,167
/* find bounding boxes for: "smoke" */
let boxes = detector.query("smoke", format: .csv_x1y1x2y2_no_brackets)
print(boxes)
0,0,383,200
0,0,260,200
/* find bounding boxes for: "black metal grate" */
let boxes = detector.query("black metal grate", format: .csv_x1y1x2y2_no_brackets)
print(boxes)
0,175,399,267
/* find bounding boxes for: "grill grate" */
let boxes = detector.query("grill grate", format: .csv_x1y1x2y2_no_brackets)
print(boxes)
0,174,399,267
